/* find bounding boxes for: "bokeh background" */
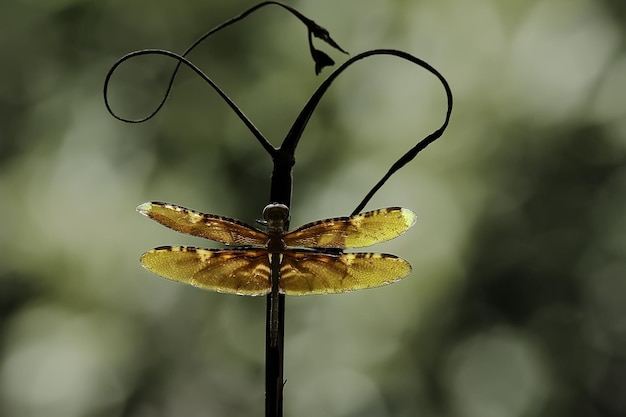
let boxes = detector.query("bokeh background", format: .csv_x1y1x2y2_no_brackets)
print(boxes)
1,0,625,416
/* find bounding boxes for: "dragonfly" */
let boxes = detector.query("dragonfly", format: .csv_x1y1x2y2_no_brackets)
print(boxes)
137,202,416,296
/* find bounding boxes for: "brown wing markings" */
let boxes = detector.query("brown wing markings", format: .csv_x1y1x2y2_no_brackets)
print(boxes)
139,246,271,295
283,207,416,249
279,250,412,295
137,202,268,246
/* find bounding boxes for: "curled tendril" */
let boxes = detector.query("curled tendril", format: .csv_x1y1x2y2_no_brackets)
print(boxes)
104,4,452,214
276,49,453,214
103,1,347,124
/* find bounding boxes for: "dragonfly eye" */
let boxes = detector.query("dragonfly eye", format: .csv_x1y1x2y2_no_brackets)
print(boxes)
263,203,290,229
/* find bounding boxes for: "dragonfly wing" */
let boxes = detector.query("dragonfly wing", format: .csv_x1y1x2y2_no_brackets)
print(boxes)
137,202,268,245
279,249,411,295
140,246,271,295
284,207,416,249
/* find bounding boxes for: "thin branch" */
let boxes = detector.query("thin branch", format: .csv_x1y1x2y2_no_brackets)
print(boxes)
103,49,275,155
278,49,452,215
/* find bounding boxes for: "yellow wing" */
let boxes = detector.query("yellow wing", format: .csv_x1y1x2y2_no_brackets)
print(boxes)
140,246,271,295
137,202,268,245
279,250,411,295
284,207,416,248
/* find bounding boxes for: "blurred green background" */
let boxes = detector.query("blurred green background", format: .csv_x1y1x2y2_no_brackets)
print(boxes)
1,0,625,416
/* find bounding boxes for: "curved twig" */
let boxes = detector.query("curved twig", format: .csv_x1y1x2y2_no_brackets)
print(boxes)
102,1,346,137
279,49,453,215
103,49,276,156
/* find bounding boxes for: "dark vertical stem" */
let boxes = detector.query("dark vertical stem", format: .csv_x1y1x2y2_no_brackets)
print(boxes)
265,151,294,417
265,294,285,417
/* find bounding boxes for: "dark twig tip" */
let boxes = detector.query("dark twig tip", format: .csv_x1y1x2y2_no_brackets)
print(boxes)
312,49,335,75
312,26,349,55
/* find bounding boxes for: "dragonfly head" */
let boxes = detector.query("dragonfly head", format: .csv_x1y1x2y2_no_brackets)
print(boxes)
262,203,290,232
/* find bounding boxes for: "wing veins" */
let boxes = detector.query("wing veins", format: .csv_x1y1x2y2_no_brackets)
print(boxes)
137,202,268,245
279,249,411,295
283,207,416,249
140,246,271,295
